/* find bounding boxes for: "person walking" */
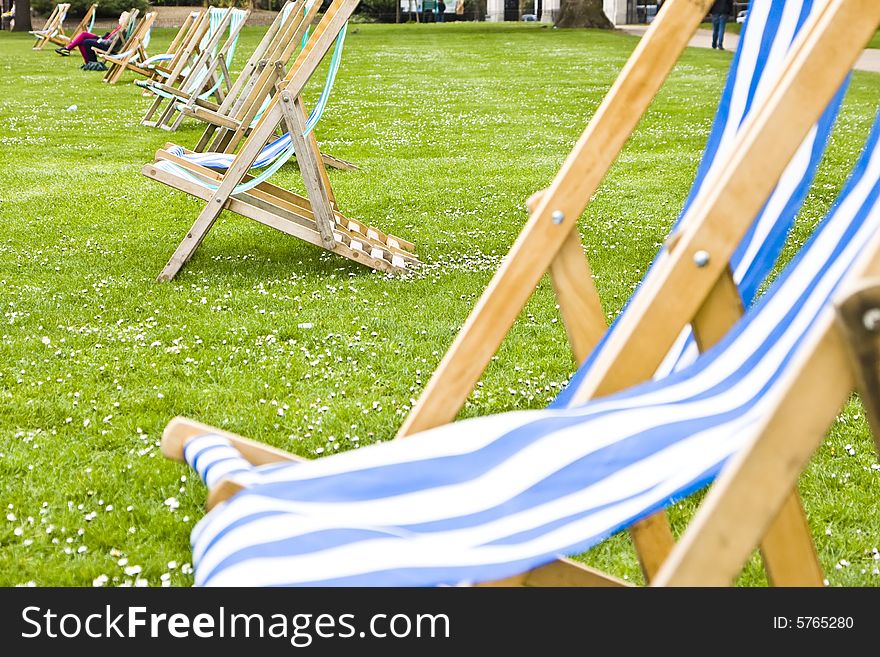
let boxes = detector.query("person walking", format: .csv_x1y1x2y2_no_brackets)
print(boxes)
709,0,732,50
437,0,446,22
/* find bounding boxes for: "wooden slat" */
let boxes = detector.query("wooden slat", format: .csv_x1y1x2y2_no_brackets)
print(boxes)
280,91,338,249
549,228,606,363
481,559,632,587
692,266,744,351
162,417,302,464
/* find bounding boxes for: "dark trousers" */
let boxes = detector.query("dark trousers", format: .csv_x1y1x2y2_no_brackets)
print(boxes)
80,38,105,63
711,13,727,48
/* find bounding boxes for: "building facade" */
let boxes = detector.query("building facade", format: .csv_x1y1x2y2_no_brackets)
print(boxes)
486,0,632,25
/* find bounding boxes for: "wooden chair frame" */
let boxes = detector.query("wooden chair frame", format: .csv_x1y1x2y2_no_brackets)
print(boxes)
136,11,216,118
30,3,70,50
141,7,251,132
142,0,417,281
160,0,880,586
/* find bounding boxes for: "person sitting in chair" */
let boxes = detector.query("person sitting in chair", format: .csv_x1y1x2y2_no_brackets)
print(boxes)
55,12,128,70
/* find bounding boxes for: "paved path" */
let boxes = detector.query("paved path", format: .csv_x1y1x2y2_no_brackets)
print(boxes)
618,25,880,74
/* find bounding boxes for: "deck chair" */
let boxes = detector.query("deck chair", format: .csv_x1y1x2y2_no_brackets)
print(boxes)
30,2,70,50
159,0,880,586
48,3,96,48
178,0,357,171
130,10,205,91
98,10,157,84
142,0,417,281
139,7,251,132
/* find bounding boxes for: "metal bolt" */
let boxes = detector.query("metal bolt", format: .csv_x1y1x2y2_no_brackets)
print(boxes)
693,250,710,267
215,198,223,203
863,308,880,332
551,210,565,225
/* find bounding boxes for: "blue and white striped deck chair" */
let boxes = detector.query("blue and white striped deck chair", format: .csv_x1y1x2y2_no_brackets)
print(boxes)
165,106,880,587
140,7,250,131
163,0,880,584
158,0,880,586
142,0,418,282
391,0,851,582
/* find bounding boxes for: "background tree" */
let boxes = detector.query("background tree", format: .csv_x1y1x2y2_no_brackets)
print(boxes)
555,0,612,28
11,0,32,31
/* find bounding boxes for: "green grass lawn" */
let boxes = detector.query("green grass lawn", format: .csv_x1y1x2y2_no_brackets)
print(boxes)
0,22,879,587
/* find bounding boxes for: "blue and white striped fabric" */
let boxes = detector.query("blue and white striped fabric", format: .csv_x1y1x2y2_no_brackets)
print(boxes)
184,112,880,586
554,0,847,399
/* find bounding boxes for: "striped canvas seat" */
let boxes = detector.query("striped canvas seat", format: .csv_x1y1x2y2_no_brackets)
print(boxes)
183,115,880,586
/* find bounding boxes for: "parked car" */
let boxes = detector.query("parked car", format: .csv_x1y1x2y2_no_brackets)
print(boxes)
736,9,748,23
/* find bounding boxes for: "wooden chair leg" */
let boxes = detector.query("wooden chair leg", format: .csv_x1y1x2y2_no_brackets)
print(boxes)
157,207,223,282
760,491,824,586
629,511,676,581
